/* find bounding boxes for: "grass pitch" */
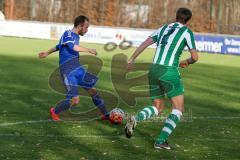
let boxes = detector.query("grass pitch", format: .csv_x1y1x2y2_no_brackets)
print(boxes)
0,36,240,160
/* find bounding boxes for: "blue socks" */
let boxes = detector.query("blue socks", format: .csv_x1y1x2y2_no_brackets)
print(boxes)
54,92,108,116
54,99,71,114
91,92,108,116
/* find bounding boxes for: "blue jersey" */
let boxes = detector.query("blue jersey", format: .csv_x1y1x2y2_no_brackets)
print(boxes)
55,30,98,97
56,30,81,75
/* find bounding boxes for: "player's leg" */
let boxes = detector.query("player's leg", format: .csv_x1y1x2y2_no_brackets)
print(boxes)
154,95,184,149
78,69,109,119
50,71,79,121
125,98,164,138
50,96,80,121
134,98,163,122
154,75,184,149
125,65,166,138
54,96,80,114
125,99,164,138
153,98,165,113
134,66,166,122
87,88,109,119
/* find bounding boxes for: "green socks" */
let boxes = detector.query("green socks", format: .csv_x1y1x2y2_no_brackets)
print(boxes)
156,109,182,144
135,106,159,122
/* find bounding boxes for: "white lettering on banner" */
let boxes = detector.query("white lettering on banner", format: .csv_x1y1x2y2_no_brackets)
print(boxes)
224,38,240,46
224,38,231,45
231,39,240,46
195,41,223,53
227,47,240,54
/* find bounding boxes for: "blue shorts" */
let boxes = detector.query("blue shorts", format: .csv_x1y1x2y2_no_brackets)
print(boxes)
61,67,98,99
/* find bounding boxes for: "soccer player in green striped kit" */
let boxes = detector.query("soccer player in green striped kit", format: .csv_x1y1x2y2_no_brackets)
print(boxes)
125,8,199,150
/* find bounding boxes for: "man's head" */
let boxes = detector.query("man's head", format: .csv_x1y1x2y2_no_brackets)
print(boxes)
176,8,192,24
74,15,89,36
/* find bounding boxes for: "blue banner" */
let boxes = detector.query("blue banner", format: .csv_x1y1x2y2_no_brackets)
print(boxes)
195,34,240,55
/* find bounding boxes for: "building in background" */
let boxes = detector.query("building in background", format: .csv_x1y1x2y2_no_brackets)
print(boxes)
0,0,239,35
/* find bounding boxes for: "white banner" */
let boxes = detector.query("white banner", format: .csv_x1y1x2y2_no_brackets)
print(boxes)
0,20,239,54
0,20,154,47
0,20,52,39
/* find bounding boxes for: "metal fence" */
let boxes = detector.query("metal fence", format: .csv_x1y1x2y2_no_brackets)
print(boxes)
0,0,239,35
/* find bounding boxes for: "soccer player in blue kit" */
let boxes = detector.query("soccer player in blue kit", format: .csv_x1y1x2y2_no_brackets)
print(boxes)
38,15,109,121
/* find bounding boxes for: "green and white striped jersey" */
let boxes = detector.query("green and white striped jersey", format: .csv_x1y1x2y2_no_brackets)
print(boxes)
150,22,196,67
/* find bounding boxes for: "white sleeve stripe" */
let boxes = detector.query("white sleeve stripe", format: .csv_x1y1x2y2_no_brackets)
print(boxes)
150,27,162,38
185,32,193,49
62,40,74,44
150,32,158,37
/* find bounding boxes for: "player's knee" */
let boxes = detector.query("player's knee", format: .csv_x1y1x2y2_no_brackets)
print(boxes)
71,97,80,106
88,88,97,96
153,99,164,113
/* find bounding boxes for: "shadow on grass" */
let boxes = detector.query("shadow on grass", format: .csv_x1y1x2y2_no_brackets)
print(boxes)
0,55,240,159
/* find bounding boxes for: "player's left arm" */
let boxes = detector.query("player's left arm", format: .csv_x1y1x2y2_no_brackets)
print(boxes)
179,49,198,68
73,45,97,56
38,44,59,59
127,37,154,69
61,31,97,56
179,30,199,68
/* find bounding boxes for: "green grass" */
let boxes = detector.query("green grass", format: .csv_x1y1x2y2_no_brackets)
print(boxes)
0,36,240,160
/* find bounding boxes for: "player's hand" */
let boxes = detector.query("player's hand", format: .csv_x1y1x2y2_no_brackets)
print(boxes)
126,58,134,70
89,49,97,56
179,60,189,68
38,52,49,59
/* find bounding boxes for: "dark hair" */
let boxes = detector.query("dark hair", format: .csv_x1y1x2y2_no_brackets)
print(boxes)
176,8,192,24
74,15,89,27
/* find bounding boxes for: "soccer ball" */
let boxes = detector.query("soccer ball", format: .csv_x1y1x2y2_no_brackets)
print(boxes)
109,108,125,124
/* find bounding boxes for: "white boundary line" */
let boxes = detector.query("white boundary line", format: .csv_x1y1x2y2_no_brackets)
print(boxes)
1,116,240,127
0,120,51,127
0,133,238,142
0,133,120,138
192,116,240,119
0,120,92,127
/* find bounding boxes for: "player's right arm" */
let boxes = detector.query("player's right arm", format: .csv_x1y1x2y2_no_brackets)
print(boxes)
127,37,155,69
38,44,59,59
127,27,163,70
